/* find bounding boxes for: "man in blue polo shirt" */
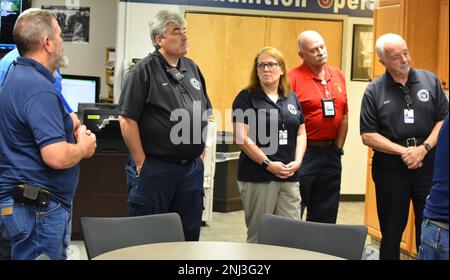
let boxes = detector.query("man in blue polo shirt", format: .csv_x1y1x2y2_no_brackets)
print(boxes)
0,8,80,261
0,10,97,260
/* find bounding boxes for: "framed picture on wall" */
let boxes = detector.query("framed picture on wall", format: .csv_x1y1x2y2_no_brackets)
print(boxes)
42,5,90,43
351,25,373,81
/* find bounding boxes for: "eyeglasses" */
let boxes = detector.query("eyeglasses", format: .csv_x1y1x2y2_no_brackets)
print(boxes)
256,62,280,70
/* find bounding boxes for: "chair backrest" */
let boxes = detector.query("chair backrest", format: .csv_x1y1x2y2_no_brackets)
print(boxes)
80,213,185,259
35,253,51,260
258,214,368,260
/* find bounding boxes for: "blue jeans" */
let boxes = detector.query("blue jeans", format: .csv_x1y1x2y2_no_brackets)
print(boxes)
417,219,449,260
0,198,71,260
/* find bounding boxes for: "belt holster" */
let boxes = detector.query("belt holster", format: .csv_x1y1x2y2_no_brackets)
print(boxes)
12,184,50,208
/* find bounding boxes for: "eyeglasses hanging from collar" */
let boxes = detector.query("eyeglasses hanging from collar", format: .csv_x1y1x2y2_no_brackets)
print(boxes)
400,85,412,108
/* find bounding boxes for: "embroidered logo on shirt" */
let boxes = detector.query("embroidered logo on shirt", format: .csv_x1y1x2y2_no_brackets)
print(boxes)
190,78,201,90
383,100,391,104
417,89,430,102
334,82,343,94
287,104,297,115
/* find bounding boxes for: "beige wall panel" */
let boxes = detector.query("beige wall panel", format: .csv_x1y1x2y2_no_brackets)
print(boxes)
266,18,343,71
372,4,404,78
404,0,440,73
187,13,267,131
186,13,225,120
223,15,267,130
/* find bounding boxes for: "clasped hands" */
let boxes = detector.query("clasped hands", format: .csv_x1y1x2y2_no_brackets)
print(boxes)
267,160,302,179
400,146,427,169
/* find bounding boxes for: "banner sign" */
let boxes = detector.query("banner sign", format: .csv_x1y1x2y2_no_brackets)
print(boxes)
120,0,374,18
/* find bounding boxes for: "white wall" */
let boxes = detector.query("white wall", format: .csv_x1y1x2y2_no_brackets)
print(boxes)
114,2,179,104
341,17,372,195
115,2,373,195
33,0,117,99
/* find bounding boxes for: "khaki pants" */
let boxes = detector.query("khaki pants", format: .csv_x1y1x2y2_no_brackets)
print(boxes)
237,181,301,243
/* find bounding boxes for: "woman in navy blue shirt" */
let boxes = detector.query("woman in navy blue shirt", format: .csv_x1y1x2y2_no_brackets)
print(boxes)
232,47,307,243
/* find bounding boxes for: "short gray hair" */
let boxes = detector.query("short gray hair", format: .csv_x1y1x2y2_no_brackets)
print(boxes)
149,10,185,49
375,33,405,59
13,10,57,55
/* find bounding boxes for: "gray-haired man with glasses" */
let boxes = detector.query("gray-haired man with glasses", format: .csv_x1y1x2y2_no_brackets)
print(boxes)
118,10,212,241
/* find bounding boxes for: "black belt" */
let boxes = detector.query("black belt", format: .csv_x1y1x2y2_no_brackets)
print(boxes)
307,140,335,148
391,137,425,147
155,157,193,165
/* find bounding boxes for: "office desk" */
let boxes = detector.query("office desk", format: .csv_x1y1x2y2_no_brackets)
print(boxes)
93,241,344,260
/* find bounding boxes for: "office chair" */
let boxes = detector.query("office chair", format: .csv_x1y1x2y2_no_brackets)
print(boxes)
80,213,185,259
258,214,368,260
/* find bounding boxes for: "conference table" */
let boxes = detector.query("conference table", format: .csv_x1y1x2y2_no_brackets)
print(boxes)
93,241,344,260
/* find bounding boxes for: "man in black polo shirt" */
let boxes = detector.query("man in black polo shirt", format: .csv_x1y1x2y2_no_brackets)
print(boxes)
360,33,448,260
118,10,211,241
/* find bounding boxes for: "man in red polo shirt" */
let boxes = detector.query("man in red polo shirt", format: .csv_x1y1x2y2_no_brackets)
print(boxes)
288,30,348,223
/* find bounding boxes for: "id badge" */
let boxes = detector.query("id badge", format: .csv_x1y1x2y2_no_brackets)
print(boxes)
322,98,335,118
279,130,288,145
404,109,414,124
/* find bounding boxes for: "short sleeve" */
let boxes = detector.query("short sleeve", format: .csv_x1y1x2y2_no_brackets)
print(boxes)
434,75,449,121
118,65,150,122
21,91,67,148
232,90,253,124
360,85,379,134
293,92,305,124
340,70,349,115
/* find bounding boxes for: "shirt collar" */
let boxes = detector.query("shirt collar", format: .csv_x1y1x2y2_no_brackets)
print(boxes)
384,67,420,88
253,88,288,102
300,63,332,81
154,49,187,72
16,57,55,83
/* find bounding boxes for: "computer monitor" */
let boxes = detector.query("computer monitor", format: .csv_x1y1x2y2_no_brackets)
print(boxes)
61,74,100,113
0,0,32,54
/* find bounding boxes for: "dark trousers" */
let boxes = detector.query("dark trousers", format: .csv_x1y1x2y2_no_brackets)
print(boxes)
298,144,342,223
125,156,204,241
0,235,11,260
372,151,434,260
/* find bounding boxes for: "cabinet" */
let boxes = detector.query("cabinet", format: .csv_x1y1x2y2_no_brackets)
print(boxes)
71,153,129,240
213,132,242,212
102,47,115,103
365,0,448,257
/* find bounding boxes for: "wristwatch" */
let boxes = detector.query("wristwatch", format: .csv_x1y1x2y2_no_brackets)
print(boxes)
261,159,271,169
422,142,432,152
